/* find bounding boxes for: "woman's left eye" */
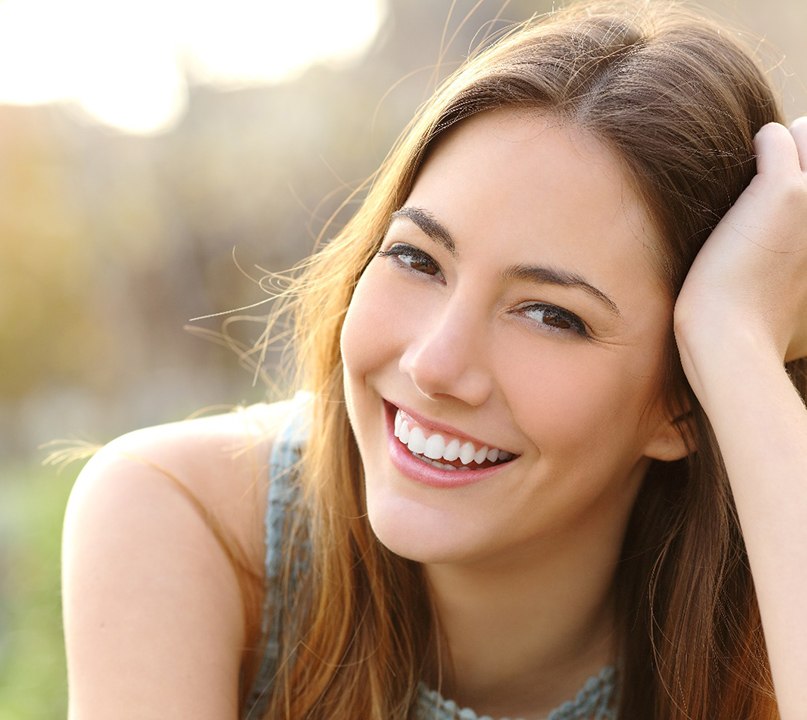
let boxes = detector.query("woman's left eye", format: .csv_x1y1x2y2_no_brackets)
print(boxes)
520,303,588,337
377,243,442,277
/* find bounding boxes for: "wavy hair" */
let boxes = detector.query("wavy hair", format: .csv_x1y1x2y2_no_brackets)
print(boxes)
248,2,805,717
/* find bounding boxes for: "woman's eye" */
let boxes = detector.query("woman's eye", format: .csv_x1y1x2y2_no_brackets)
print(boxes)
377,243,442,277
521,303,588,337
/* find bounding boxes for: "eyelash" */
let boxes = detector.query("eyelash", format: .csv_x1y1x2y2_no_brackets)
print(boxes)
376,243,443,279
376,242,589,338
518,303,588,337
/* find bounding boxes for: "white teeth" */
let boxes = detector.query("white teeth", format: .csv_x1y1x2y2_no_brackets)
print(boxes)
393,409,514,467
443,438,460,461
458,441,476,465
407,426,426,454
423,433,445,460
422,457,461,471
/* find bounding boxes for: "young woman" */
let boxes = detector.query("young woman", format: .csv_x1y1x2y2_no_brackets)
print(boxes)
62,2,807,719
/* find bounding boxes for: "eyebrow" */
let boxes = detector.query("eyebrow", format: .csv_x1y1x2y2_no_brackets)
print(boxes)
389,204,621,317
390,206,455,252
503,264,621,317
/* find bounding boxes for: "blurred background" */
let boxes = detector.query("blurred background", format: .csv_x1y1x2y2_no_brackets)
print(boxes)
0,0,804,716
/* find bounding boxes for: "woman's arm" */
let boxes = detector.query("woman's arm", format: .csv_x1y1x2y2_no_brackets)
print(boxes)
674,119,807,718
62,402,288,720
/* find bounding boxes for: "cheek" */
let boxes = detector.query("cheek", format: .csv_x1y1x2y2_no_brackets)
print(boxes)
497,340,665,458
340,266,402,383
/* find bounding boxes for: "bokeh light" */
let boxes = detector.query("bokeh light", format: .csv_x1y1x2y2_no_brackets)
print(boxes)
0,0,386,134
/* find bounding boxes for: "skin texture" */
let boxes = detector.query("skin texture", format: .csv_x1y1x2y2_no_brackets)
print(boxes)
340,110,688,716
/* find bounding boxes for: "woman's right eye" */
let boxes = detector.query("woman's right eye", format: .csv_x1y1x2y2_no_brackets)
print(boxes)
376,243,442,278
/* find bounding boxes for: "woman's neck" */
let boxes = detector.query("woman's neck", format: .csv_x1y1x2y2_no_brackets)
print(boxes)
423,515,625,719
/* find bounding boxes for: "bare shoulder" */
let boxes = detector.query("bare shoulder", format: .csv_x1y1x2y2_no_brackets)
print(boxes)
66,399,295,576
62,399,296,720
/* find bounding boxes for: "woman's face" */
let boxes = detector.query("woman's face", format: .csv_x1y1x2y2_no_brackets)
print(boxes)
340,110,685,568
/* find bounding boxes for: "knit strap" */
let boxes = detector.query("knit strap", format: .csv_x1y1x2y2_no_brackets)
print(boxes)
242,394,310,718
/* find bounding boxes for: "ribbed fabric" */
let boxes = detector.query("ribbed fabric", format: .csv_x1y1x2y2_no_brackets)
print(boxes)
415,666,617,720
242,394,309,719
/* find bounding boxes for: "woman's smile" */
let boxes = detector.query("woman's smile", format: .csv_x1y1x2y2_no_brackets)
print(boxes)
384,400,518,488
340,109,688,567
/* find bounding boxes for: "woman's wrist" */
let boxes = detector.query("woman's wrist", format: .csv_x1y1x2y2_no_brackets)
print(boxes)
675,316,787,412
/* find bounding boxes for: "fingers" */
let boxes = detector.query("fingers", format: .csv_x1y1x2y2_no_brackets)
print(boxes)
789,116,807,173
753,121,803,179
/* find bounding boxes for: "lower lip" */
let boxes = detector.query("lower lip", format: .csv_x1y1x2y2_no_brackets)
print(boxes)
385,403,512,489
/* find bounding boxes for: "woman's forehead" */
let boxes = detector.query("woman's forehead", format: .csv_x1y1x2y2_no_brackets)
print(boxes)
405,110,664,291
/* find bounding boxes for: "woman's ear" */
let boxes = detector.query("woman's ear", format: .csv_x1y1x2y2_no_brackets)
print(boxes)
643,407,696,462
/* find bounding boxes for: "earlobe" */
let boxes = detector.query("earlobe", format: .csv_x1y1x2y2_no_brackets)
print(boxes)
644,410,696,462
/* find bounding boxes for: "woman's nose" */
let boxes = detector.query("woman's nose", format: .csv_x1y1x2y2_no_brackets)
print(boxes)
398,298,493,406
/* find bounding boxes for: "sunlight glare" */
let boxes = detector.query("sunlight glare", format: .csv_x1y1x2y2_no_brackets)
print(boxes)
0,0,386,135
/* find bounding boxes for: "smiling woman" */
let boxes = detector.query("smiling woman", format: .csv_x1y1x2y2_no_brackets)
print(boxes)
61,1,807,719
342,114,680,575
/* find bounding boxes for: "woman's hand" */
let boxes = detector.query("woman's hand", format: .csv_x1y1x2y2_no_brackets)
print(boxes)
674,118,807,400
673,118,807,718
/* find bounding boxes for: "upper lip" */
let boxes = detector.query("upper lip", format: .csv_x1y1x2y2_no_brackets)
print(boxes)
387,400,518,455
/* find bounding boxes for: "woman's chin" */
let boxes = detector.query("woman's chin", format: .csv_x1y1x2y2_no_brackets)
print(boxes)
365,492,490,565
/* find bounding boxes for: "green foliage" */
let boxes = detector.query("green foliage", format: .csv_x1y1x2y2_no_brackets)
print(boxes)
0,462,76,720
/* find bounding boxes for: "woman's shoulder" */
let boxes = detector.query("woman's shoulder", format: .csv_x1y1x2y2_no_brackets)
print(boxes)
87,397,296,477
69,399,297,556
61,399,298,720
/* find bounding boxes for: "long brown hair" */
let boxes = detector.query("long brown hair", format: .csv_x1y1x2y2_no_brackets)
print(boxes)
252,2,805,717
